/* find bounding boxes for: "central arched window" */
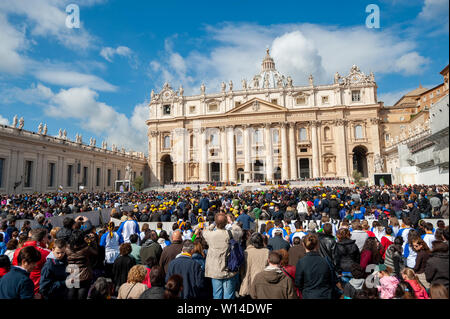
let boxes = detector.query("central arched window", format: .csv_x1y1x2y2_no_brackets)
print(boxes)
163,135,171,149
299,128,307,141
254,129,263,144
355,125,363,139
209,132,219,146
272,129,279,144
236,131,243,146
324,126,331,141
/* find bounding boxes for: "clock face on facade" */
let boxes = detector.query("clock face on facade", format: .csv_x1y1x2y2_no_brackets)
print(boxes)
351,74,361,83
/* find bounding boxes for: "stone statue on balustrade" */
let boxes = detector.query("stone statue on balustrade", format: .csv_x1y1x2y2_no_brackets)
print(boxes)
63,129,67,140
37,123,43,134
242,79,247,90
334,72,340,84
58,129,63,139
287,76,293,88
43,124,48,135
12,115,18,128
253,76,259,89
18,117,24,130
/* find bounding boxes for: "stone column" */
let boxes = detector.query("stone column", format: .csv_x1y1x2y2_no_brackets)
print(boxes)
149,131,159,185
280,122,289,180
367,118,381,183
220,126,228,181
334,119,348,178
199,128,208,181
288,122,298,180
311,120,320,178
264,123,274,181
243,125,251,182
227,126,236,182
173,128,186,182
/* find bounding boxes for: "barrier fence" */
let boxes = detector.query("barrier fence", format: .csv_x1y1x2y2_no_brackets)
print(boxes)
10,208,448,234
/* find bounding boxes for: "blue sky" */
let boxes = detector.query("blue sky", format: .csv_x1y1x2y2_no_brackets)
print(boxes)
0,0,448,153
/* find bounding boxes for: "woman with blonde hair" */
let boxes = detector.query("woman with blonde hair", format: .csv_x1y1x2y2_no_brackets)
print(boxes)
48,227,61,250
100,222,123,278
117,265,148,299
401,268,429,299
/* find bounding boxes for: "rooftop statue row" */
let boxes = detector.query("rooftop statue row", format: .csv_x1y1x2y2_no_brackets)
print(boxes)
150,49,376,101
3,115,145,159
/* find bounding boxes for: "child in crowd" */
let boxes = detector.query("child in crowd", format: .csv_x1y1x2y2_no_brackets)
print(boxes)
376,264,399,299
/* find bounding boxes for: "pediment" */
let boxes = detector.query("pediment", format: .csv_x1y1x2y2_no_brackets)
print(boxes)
226,98,287,114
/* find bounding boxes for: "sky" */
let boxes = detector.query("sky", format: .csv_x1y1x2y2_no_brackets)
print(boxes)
0,0,448,154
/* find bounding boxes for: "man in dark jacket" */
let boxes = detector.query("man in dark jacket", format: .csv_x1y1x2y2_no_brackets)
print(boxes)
318,224,336,265
0,246,41,299
295,233,334,299
334,230,361,274
418,194,432,219
267,229,290,251
166,240,205,299
328,196,339,220
140,231,162,265
199,195,210,212
55,217,75,242
236,209,254,231
39,239,68,299
405,201,421,228
159,230,183,275
425,241,449,289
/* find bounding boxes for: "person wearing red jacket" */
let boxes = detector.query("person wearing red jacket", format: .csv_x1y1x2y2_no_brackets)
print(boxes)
12,228,50,297
380,227,395,259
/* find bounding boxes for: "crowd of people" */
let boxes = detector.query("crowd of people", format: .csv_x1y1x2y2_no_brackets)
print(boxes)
0,183,448,299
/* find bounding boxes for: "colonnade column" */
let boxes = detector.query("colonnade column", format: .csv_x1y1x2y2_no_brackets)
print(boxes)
311,120,320,178
227,126,236,182
220,126,228,181
199,128,208,181
288,123,298,180
280,123,289,180
335,119,348,178
243,124,251,182
264,123,274,181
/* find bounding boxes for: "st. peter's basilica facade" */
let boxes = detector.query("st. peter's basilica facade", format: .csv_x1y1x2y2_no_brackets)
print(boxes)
146,49,383,185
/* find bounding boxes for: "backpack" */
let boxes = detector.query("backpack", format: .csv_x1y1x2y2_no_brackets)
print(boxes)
225,230,244,272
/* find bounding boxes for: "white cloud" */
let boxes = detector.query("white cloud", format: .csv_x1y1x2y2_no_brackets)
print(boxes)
100,46,132,62
0,13,28,74
34,70,117,92
5,84,147,152
0,83,54,105
47,87,148,151
419,0,449,20
394,52,430,75
148,23,431,94
0,114,9,125
417,0,449,35
0,0,96,50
